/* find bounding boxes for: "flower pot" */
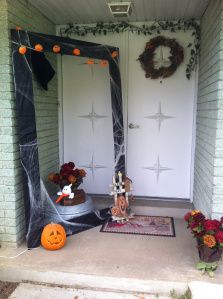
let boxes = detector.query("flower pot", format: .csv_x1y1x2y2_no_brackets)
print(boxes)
59,189,86,206
198,244,222,263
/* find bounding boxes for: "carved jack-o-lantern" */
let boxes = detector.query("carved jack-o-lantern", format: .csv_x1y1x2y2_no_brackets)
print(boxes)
117,196,128,215
41,223,66,250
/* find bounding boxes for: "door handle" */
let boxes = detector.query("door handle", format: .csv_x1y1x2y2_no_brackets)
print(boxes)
128,123,140,129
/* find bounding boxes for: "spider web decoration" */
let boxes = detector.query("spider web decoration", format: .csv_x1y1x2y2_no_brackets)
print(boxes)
11,29,125,248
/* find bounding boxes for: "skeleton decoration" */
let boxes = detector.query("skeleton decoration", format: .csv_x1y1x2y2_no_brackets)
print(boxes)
109,171,134,222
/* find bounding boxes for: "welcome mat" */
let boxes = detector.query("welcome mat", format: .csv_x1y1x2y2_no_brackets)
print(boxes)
100,215,175,237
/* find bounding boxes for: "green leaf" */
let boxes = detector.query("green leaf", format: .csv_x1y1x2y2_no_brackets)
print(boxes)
207,269,215,278
196,261,206,269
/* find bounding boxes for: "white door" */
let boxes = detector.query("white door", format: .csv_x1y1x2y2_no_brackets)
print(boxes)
62,56,115,194
127,32,196,199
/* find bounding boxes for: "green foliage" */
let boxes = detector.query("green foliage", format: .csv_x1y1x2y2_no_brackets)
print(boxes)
196,261,219,277
63,19,200,80
170,288,192,299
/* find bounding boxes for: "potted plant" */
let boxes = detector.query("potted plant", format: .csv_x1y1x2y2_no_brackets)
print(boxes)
184,210,223,277
48,162,87,206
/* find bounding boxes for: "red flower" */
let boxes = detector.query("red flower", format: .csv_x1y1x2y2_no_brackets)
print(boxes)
215,230,223,243
204,219,221,232
68,162,75,169
184,212,191,222
61,163,72,171
189,222,199,230
60,170,71,179
220,217,223,224
192,212,205,223
73,169,80,177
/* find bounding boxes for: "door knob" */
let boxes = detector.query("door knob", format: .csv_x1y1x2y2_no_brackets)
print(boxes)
128,123,140,129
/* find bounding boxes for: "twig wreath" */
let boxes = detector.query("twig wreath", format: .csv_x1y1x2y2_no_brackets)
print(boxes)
138,36,184,79
61,19,200,79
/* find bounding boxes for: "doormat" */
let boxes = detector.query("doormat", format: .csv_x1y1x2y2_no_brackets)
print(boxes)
100,215,175,237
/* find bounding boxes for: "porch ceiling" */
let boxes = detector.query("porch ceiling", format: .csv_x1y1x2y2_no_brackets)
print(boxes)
28,0,210,25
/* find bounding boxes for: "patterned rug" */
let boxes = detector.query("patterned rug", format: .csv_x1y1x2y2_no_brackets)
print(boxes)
100,215,175,237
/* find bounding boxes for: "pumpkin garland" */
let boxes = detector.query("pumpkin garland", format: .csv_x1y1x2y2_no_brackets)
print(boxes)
138,36,184,79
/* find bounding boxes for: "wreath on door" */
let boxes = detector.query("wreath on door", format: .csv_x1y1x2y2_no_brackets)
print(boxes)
138,36,184,79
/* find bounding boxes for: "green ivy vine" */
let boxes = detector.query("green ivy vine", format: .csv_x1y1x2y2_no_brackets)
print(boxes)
63,19,200,79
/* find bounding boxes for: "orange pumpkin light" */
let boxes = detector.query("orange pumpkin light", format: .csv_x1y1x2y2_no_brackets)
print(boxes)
18,46,27,55
87,59,94,65
53,45,61,53
100,60,108,67
41,223,66,251
16,26,22,30
111,51,118,58
73,48,80,56
34,44,43,52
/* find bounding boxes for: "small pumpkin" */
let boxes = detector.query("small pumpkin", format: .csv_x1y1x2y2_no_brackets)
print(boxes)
53,45,61,53
73,48,80,56
34,44,43,52
87,59,94,65
111,50,118,58
100,60,108,67
18,45,27,55
41,223,66,250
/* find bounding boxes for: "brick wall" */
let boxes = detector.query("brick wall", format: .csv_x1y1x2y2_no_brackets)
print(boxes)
0,0,58,246
193,0,223,219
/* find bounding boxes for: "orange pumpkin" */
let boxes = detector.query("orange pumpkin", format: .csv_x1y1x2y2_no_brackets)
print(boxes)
117,196,128,215
73,48,80,56
87,59,94,65
53,45,61,53
18,46,27,55
100,60,108,67
16,26,22,30
41,223,66,250
111,50,118,58
34,44,43,52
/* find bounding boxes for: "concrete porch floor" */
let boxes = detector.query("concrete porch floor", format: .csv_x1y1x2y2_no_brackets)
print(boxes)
0,200,223,297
